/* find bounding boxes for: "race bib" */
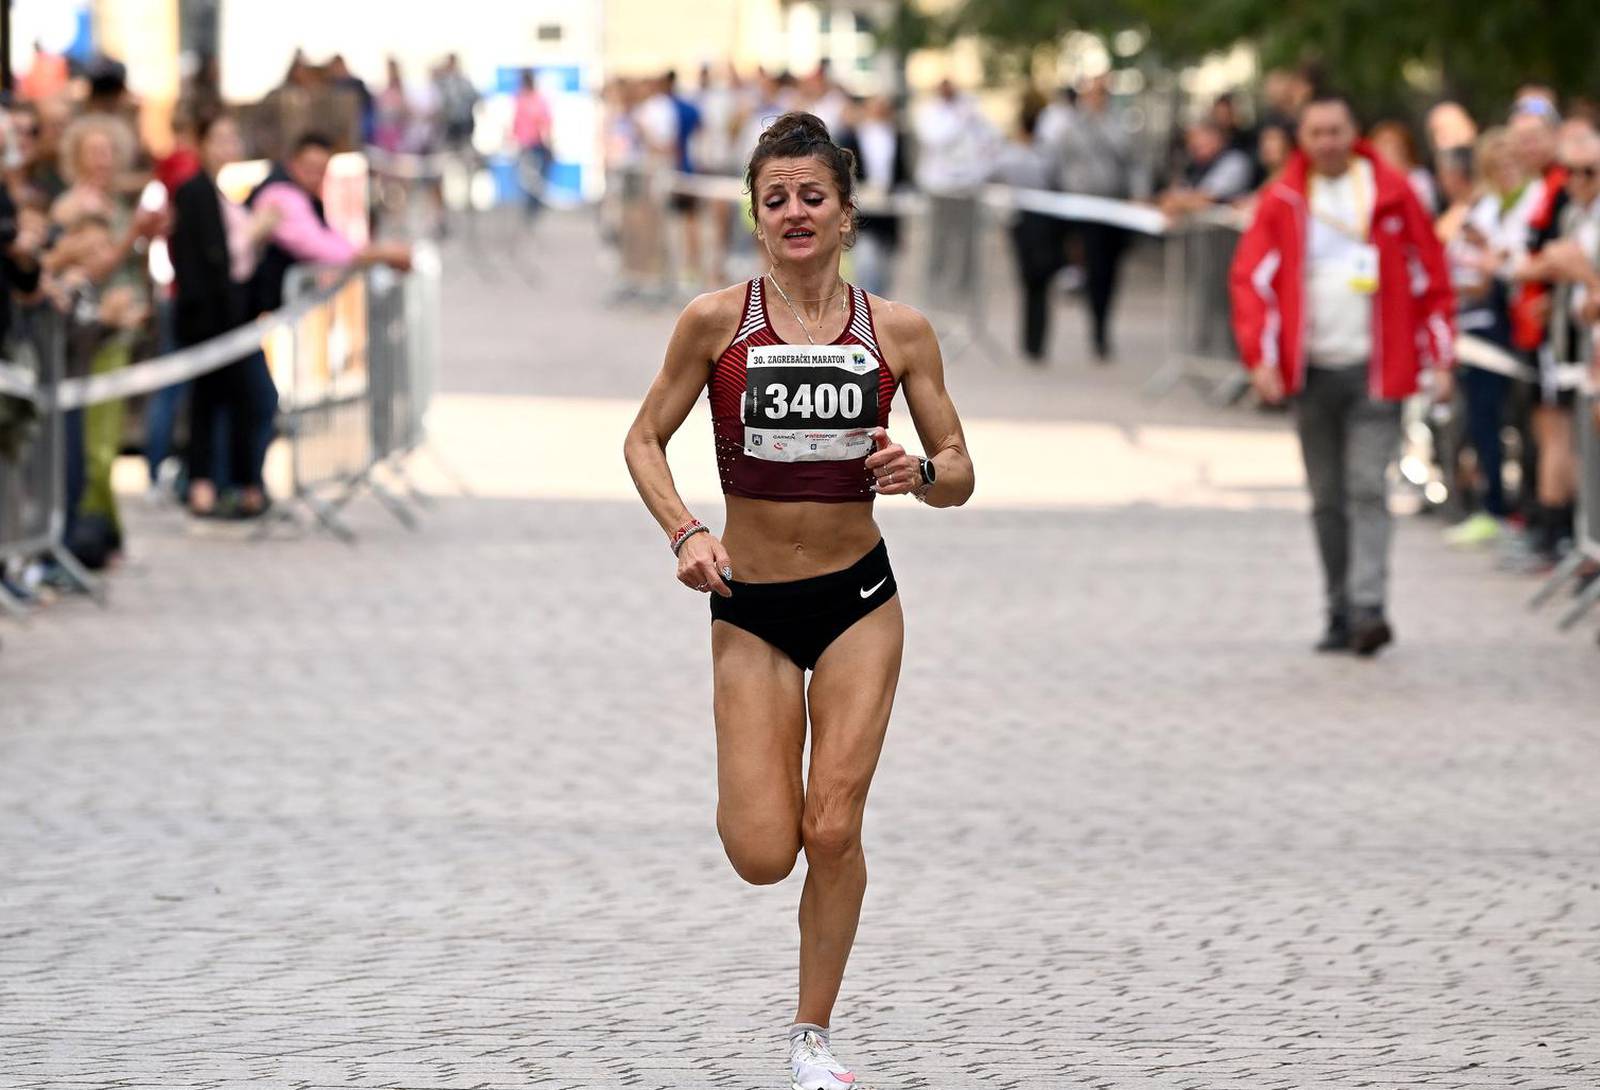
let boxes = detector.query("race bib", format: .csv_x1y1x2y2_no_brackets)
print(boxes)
742,344,878,462
1347,244,1379,294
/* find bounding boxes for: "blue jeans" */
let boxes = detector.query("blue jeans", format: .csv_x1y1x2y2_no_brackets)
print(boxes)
521,145,550,214
1460,366,1509,518
144,381,187,484
189,349,277,491
143,298,186,485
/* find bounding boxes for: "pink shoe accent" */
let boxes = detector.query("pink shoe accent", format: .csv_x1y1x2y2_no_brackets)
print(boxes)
835,1074,855,1084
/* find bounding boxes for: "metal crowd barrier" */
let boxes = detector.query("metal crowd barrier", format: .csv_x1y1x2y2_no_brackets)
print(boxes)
1146,209,1249,402
366,146,544,284
591,166,1600,638
601,164,929,304
0,308,101,615
0,247,444,617
602,164,1596,587
267,241,444,542
1529,376,1600,630
602,166,1201,371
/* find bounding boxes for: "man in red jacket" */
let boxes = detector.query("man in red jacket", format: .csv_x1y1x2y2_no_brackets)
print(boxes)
1230,94,1455,655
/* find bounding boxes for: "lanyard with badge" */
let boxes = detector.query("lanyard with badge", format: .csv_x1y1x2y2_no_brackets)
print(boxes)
1312,165,1380,294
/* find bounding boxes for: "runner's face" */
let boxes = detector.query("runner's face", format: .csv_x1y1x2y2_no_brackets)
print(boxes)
755,157,845,266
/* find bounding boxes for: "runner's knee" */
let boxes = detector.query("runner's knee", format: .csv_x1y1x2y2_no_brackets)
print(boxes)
718,818,800,885
800,787,863,865
724,840,799,886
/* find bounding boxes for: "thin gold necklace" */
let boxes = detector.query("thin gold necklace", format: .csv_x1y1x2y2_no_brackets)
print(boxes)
767,273,846,345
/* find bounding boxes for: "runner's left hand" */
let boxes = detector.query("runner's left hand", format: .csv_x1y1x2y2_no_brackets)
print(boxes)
865,426,916,495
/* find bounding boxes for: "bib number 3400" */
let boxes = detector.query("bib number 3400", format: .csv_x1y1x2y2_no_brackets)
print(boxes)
760,382,863,421
742,343,879,463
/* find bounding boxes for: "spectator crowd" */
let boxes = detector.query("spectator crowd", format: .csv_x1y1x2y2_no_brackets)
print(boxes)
1209,79,1600,598
599,60,1599,643
0,47,413,609
4,45,1597,641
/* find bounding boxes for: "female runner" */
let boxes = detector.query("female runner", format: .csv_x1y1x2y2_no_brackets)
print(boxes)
623,112,974,1090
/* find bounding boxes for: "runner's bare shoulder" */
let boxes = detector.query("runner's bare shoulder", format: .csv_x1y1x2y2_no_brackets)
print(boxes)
678,284,749,355
862,294,935,378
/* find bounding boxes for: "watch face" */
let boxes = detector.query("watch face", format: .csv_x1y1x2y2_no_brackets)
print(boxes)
920,458,936,485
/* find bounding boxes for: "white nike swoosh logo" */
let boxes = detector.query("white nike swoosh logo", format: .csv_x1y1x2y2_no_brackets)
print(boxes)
859,577,888,598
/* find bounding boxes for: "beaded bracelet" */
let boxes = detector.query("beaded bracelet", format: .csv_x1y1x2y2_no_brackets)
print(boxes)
672,525,709,555
669,518,708,556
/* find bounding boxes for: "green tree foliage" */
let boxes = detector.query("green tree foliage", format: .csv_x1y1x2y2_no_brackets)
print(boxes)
916,0,1600,118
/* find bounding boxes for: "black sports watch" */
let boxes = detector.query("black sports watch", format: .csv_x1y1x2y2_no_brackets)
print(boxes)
913,457,936,503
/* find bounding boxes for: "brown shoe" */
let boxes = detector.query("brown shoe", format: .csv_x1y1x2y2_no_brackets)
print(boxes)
1349,610,1393,657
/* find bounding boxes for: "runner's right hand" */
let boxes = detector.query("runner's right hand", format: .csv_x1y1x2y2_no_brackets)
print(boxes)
677,531,733,597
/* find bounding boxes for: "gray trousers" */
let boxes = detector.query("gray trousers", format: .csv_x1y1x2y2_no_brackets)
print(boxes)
1294,365,1403,616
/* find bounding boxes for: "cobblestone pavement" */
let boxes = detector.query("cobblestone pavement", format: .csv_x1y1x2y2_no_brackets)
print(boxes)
2,214,1598,1090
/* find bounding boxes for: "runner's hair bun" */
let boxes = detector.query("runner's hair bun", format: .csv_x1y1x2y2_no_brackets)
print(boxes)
758,111,833,147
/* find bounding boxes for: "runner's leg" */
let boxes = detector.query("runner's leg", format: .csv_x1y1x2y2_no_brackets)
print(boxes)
712,620,807,885
794,597,904,1026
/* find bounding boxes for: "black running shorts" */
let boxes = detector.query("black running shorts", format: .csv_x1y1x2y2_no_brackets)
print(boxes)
709,538,897,671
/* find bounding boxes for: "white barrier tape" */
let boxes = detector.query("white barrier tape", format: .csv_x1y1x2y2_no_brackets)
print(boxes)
1180,205,1252,232
1452,334,1594,390
655,170,744,203
0,267,362,411
653,170,923,216
1551,361,1591,391
644,169,1172,231
365,145,462,181
979,184,1171,236
0,362,36,402
378,147,1212,235
1454,335,1539,383
55,318,276,410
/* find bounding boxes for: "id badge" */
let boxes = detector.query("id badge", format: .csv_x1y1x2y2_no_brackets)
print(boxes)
1347,245,1379,294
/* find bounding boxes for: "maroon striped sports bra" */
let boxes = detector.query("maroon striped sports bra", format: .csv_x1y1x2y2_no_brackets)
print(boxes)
708,277,899,503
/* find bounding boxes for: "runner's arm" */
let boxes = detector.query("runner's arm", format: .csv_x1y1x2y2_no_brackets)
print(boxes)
623,291,733,535
876,300,975,508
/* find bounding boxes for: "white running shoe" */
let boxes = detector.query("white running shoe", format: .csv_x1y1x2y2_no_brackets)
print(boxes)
789,1027,860,1090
